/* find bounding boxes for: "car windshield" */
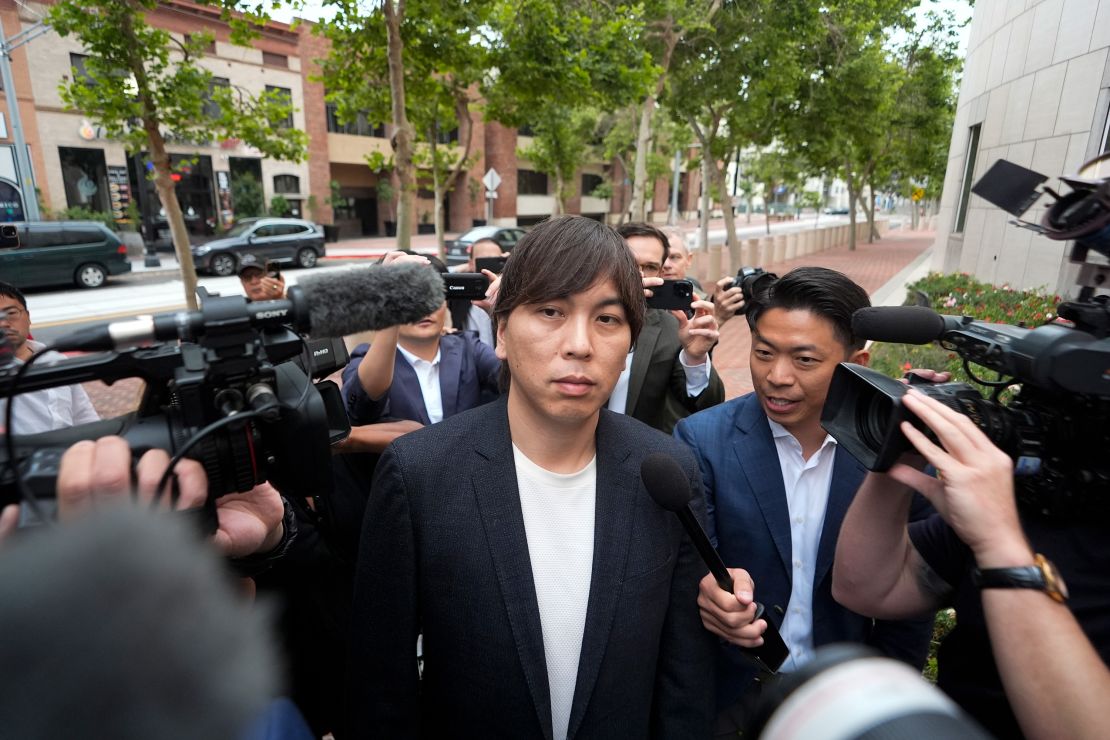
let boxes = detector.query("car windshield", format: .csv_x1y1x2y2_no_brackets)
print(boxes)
459,226,500,243
226,220,259,237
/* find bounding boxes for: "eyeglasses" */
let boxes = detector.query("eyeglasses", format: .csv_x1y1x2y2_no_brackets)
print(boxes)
0,306,25,322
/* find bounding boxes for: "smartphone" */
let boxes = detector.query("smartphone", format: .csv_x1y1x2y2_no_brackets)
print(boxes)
646,279,695,314
475,255,509,275
443,272,490,300
266,260,281,280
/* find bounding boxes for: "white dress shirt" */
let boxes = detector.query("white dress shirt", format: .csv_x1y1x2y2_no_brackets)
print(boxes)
396,345,443,423
0,340,100,435
465,304,494,347
767,418,837,672
607,349,711,413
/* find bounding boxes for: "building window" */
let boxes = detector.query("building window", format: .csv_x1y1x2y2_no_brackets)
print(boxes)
204,77,229,119
518,169,548,196
434,126,458,145
59,146,109,213
581,173,604,196
69,53,93,85
953,124,981,234
273,174,300,194
265,85,294,128
518,124,535,137
1101,103,1110,154
325,103,385,137
262,51,288,68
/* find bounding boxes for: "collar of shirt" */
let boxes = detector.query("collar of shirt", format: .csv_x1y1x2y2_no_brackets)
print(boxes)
396,344,441,369
766,418,837,460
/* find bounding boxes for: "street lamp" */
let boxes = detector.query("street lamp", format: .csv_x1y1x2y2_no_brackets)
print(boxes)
0,19,48,221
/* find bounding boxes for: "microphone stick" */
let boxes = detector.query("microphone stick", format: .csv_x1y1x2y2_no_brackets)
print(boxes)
641,453,789,673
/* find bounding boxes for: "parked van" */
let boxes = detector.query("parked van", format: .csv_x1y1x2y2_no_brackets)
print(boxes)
0,221,132,290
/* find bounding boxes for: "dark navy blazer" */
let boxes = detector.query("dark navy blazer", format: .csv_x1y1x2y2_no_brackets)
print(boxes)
674,392,933,709
341,331,500,426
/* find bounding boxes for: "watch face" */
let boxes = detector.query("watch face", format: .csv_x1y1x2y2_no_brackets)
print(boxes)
1037,555,1069,602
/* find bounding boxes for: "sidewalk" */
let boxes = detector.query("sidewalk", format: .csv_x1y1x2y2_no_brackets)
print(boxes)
94,224,936,417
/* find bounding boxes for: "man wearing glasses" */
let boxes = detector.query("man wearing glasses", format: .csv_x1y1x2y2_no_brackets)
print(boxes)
0,281,99,434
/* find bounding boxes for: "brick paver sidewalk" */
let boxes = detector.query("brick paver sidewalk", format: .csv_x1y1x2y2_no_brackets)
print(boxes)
81,228,935,417
711,229,934,399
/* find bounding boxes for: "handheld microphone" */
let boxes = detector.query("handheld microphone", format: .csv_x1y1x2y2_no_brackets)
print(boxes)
641,452,789,673
51,262,445,352
851,306,967,344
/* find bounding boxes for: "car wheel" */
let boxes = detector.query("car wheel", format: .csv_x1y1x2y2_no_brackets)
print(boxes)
210,253,237,277
75,263,107,289
296,247,318,269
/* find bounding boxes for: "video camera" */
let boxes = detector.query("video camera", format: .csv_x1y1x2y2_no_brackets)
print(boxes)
822,152,1110,519
0,286,351,524
733,266,778,315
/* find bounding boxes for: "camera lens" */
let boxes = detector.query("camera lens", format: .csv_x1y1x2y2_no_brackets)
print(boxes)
856,393,893,452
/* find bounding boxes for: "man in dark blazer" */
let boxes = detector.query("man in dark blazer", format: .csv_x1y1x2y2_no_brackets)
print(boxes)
674,267,932,733
348,216,715,738
614,222,724,434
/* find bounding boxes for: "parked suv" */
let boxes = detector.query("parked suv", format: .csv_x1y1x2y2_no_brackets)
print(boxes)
0,221,131,290
191,217,326,276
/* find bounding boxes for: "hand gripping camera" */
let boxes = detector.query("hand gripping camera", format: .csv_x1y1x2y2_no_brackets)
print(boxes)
821,152,1110,520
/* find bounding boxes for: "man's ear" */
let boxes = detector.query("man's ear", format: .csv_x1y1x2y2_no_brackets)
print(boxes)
495,319,508,361
848,346,870,367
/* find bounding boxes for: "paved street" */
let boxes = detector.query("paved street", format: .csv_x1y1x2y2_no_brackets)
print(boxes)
66,222,934,419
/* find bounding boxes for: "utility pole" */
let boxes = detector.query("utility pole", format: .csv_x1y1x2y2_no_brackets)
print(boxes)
667,147,681,226
0,19,48,221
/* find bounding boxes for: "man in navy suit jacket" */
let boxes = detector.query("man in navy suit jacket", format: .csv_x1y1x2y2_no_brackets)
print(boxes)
674,267,932,733
347,216,714,738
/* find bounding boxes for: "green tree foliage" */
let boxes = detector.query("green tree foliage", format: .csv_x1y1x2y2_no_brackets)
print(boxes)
48,0,306,308
319,0,492,254
486,0,656,214
230,171,264,218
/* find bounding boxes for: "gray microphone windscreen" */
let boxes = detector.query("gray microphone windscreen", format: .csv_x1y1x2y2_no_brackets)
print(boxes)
296,262,445,337
641,452,694,511
851,306,946,345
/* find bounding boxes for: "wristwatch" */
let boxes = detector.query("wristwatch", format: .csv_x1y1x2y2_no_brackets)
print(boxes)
971,554,1069,603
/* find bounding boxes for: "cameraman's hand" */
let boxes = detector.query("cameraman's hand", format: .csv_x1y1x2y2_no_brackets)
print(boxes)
0,504,18,543
472,269,501,313
888,390,1030,567
697,568,766,647
713,276,744,326
211,484,285,559
900,368,952,385
642,275,664,299
675,300,719,363
381,250,430,267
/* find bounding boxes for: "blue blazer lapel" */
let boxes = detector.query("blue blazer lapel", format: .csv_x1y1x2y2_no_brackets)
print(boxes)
567,411,635,739
438,337,462,418
625,314,662,414
392,351,431,425
732,397,792,575
471,401,553,740
814,447,866,589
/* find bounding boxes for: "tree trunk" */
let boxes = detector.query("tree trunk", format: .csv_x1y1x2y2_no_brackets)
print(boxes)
700,154,718,285
865,176,879,242
554,169,566,215
384,0,415,250
713,158,740,274
845,169,858,251
430,130,446,261
434,92,474,258
764,181,773,235
629,97,655,222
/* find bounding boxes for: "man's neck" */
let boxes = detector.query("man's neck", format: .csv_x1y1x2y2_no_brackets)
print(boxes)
398,337,439,362
506,394,597,474
783,421,827,461
14,340,33,362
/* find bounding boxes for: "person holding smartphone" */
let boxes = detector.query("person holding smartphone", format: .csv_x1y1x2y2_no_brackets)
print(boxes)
613,222,723,434
238,254,286,302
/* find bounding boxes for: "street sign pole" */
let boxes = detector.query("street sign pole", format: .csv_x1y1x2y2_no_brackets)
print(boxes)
482,168,501,225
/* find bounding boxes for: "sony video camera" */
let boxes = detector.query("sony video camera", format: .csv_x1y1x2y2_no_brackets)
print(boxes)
0,287,351,524
822,152,1110,519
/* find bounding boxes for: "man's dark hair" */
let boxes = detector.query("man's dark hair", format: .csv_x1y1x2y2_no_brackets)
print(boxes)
493,216,644,388
615,222,669,265
0,281,27,309
746,266,870,351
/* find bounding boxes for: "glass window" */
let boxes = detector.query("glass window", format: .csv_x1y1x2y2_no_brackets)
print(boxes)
265,85,294,129
24,225,69,248
274,224,303,236
69,53,93,85
325,103,385,137
204,77,229,119
953,124,981,234
582,173,603,195
262,51,288,68
59,146,110,213
254,225,277,237
273,174,300,194
64,227,106,243
518,170,548,196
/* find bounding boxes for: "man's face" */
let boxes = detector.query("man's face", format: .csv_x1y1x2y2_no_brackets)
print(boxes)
662,238,690,280
496,278,631,428
0,294,30,357
240,269,269,301
625,235,665,278
468,240,504,271
398,302,448,344
750,307,868,437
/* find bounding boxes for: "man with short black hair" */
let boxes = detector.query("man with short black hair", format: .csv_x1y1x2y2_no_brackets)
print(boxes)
614,222,724,434
238,254,286,302
674,266,932,735
348,215,715,738
0,281,99,434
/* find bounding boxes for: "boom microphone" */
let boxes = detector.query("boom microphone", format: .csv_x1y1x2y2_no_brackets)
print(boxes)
51,262,445,352
641,452,790,673
851,306,963,344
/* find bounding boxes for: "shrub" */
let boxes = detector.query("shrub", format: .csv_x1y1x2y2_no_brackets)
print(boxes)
51,205,117,231
868,272,1060,383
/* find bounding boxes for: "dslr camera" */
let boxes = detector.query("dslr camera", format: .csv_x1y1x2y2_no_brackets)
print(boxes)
732,266,778,315
822,153,1110,519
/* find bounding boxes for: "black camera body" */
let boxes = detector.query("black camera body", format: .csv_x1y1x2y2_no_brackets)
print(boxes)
822,153,1110,519
0,288,351,519
733,266,778,314
443,272,489,300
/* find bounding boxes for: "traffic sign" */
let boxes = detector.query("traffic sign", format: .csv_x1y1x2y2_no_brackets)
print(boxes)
482,168,501,192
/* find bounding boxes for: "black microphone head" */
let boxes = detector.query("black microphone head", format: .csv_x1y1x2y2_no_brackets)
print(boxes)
851,306,946,344
641,452,693,512
296,262,445,336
